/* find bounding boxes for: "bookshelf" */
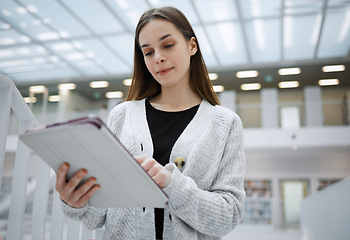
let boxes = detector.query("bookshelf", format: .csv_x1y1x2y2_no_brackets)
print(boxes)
241,179,273,226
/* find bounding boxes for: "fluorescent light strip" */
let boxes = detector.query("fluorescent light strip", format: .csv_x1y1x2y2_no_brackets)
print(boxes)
123,79,132,86
29,85,46,93
24,97,37,103
106,91,123,99
209,73,218,80
318,79,339,86
90,81,109,88
48,95,61,102
236,70,259,78
241,83,261,91
213,85,224,92
278,81,299,89
322,65,345,72
58,83,76,90
278,67,301,75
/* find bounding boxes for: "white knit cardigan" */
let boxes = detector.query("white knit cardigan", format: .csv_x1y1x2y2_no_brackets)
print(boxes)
61,99,246,240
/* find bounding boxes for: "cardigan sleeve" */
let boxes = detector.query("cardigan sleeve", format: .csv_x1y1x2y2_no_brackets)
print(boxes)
162,113,246,237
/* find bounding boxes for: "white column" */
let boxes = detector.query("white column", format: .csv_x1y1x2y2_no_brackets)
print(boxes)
57,89,70,122
0,85,12,190
346,90,350,125
261,88,279,128
7,119,34,240
218,90,237,112
304,86,323,127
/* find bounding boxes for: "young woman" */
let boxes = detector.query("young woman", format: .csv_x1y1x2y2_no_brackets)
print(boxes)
55,6,246,240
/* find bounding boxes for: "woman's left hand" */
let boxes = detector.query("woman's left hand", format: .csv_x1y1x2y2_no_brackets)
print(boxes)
135,155,172,188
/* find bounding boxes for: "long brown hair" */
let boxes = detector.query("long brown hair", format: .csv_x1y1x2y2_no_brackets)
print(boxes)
126,7,220,106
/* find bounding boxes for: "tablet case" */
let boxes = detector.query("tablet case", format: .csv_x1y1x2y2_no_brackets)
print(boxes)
19,117,168,208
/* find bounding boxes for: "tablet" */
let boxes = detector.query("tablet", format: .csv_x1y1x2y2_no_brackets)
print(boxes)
19,117,168,208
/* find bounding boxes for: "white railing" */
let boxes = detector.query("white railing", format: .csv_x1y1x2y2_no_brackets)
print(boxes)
0,75,101,240
300,177,350,240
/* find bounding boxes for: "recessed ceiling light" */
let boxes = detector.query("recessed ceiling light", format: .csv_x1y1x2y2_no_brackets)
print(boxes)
90,81,109,88
236,70,259,78
318,79,339,86
322,65,345,72
58,83,76,90
278,67,301,75
213,85,224,92
240,83,261,91
24,97,37,104
278,81,299,89
106,91,124,99
29,85,46,93
48,95,61,102
209,73,218,80
123,78,132,86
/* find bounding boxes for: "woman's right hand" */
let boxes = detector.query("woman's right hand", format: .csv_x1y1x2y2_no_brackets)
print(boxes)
55,162,101,208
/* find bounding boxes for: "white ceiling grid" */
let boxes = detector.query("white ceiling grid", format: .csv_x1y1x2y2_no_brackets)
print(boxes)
0,0,349,85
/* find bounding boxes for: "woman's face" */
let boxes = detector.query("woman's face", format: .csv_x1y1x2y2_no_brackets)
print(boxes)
138,19,197,90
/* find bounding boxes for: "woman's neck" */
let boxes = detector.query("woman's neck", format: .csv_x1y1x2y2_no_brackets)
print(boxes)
149,87,201,112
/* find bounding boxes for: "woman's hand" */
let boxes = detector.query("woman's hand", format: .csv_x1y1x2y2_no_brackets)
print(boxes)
55,163,101,208
135,155,172,188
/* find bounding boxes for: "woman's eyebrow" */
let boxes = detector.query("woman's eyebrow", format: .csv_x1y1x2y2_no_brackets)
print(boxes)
141,34,172,48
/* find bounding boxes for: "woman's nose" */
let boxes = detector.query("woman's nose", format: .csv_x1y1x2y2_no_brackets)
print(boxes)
155,51,166,63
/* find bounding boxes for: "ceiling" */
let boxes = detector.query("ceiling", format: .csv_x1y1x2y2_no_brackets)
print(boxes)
0,0,350,99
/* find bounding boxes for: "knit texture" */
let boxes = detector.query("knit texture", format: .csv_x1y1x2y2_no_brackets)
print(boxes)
60,99,246,240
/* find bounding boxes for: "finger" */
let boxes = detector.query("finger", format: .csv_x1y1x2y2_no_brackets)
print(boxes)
65,168,88,191
70,177,97,203
55,162,70,192
76,184,101,208
140,157,157,172
134,155,148,165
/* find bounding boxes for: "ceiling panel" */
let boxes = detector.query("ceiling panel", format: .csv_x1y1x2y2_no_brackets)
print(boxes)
193,0,238,23
239,0,280,18
60,0,125,35
318,7,350,58
206,22,248,66
245,18,280,63
284,14,320,61
0,0,348,93
78,38,130,74
17,0,92,38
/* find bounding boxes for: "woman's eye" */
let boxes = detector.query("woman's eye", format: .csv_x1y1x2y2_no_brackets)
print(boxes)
164,44,174,49
144,51,153,57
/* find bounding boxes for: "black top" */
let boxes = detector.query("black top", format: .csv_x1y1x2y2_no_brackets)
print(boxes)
145,99,199,239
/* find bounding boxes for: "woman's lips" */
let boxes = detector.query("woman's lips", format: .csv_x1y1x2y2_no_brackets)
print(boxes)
157,67,173,76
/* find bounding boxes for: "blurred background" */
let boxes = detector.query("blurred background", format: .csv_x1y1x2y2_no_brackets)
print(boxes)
1,0,350,239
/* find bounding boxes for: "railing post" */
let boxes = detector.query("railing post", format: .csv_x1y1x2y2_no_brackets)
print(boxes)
31,157,51,240
50,178,65,240
0,85,12,191
7,119,34,240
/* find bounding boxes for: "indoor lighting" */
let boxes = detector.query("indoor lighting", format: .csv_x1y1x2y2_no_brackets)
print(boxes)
209,73,218,80
123,78,132,86
318,79,339,86
322,65,345,72
106,91,124,99
29,85,46,93
90,81,109,88
24,97,37,103
236,70,259,78
48,95,61,102
213,85,224,92
278,67,301,75
58,83,76,90
278,81,299,89
240,83,261,91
